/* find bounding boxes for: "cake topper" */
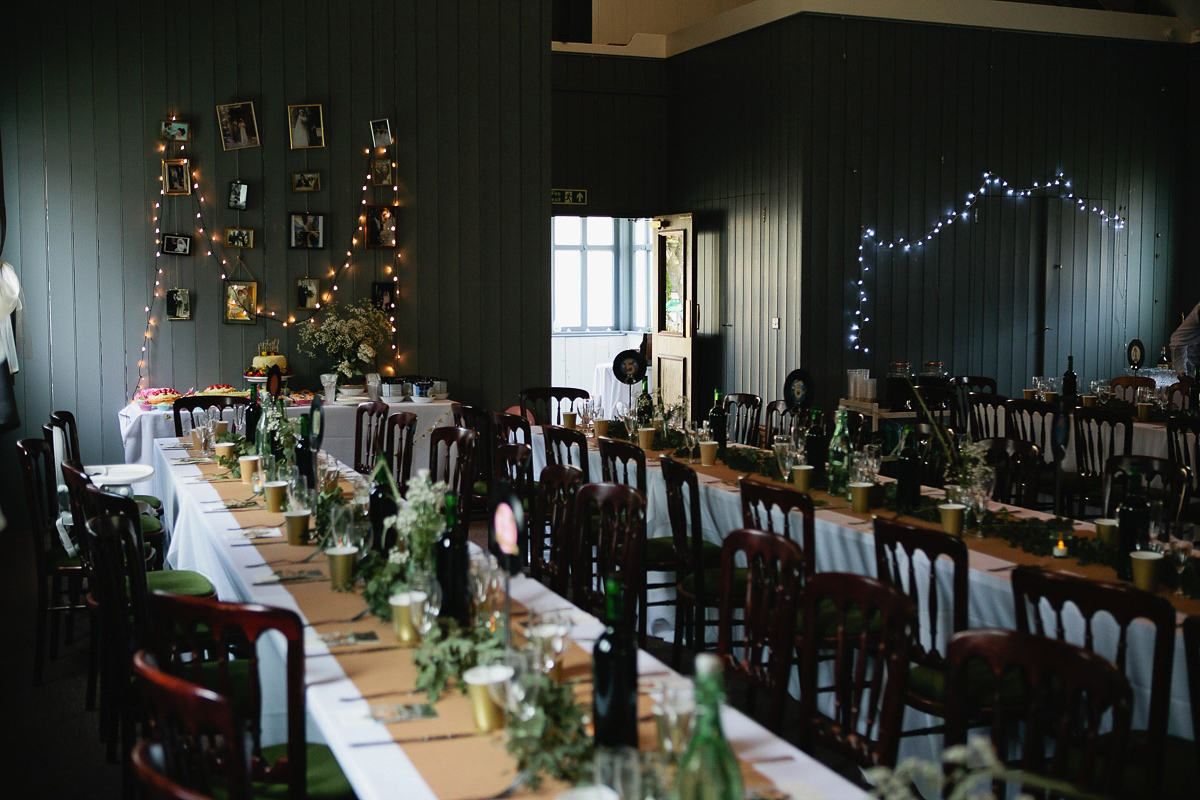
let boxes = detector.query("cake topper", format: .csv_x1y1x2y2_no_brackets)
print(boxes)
258,337,280,356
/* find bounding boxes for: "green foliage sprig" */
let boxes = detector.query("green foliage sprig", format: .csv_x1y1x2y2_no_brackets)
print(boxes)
358,550,405,619
716,444,783,481
312,483,349,554
412,620,504,702
504,673,594,790
213,433,251,476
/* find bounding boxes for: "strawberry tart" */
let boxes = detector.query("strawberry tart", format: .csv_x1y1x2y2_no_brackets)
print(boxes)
135,387,181,410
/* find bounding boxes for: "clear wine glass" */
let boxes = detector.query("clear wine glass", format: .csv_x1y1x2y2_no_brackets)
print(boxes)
1171,523,1194,597
527,610,572,674
773,435,795,479
654,679,696,762
683,422,698,464
409,571,442,636
485,648,541,722
971,467,996,539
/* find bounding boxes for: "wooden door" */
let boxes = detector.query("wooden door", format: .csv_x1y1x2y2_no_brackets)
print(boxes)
652,214,696,417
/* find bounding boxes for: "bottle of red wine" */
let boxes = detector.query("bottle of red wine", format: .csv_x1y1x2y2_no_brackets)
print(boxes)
295,414,316,490
805,409,827,482
707,389,727,451
1062,355,1078,400
593,575,638,748
895,425,921,511
244,389,262,446
435,494,472,626
1117,470,1149,581
368,465,398,555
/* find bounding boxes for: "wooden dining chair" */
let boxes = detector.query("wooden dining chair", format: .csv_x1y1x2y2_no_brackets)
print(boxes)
723,393,762,446
660,456,723,668
1166,414,1200,519
738,477,815,579
797,573,915,770
353,400,389,474
493,441,534,511
382,411,417,494
873,517,968,736
571,482,645,641
1165,381,1189,412
943,629,1132,798
967,391,1008,440
716,528,803,733
953,375,998,426
762,399,802,446
16,437,86,684
1004,397,1061,510
978,436,1041,508
146,592,355,800
171,396,250,437
529,464,582,595
47,409,166,519
1184,615,1200,766
597,436,647,496
428,426,477,540
452,403,496,518
492,410,533,447
1067,405,1133,517
1011,566,1180,798
519,386,589,426
132,650,251,800
544,424,592,483
596,437,660,644
1101,454,1189,522
1110,375,1155,402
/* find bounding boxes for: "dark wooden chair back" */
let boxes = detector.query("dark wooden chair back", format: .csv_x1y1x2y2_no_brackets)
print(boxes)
723,393,762,446
453,402,495,502
1166,414,1200,495
353,401,390,474
798,573,915,769
48,409,82,461
1110,374,1155,402
1011,565,1174,795
16,437,61,581
978,436,1041,507
132,651,251,800
967,391,1008,440
493,410,533,447
147,591,309,798
944,629,1132,795
59,461,95,565
598,436,647,496
519,386,589,426
1184,615,1200,765
530,464,582,595
428,426,477,538
382,411,417,494
954,376,997,431
544,424,591,483
661,456,706,605
1164,381,1189,412
762,399,802,446
716,528,803,733
1072,405,1133,481
86,504,153,652
172,396,250,437
873,518,968,685
493,442,534,521
571,483,645,636
738,476,815,582
1102,454,1189,521
1004,398,1056,463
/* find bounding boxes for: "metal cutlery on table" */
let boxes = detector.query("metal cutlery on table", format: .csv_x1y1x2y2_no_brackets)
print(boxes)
350,731,489,748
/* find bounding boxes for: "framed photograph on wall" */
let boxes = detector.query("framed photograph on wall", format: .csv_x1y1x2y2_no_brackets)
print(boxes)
160,120,190,141
296,278,319,310
363,205,396,248
228,181,248,210
166,288,192,321
292,171,321,192
370,118,392,148
162,158,190,196
288,213,325,249
162,234,191,255
288,104,325,149
216,101,260,151
371,281,396,312
224,228,254,248
371,156,393,186
223,280,257,324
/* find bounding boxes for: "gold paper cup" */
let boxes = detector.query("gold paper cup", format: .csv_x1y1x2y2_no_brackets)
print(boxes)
283,509,311,546
1082,395,1097,408
1022,389,1036,401
562,411,577,431
389,592,420,645
263,480,289,513
638,427,656,451
938,503,967,537
191,429,204,450
593,419,610,438
793,464,813,492
850,482,874,514
238,455,261,486
214,421,229,435
215,442,236,460
1042,391,1058,404
463,664,512,732
1137,402,1152,422
327,545,358,590
1093,518,1119,547
699,440,719,467
1130,551,1163,592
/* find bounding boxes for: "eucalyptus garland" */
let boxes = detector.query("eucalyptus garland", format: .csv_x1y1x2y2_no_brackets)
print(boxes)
716,444,784,481
412,619,504,702
504,673,594,790
213,433,251,476
312,484,349,554
358,550,405,619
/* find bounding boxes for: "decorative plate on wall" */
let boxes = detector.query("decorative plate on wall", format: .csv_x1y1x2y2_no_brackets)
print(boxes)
1127,338,1146,370
782,368,814,410
612,350,647,385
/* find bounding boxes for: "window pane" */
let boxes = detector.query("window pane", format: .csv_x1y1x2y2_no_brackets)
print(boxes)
634,250,648,329
586,250,614,328
586,217,614,246
554,216,581,246
633,218,649,245
554,250,582,329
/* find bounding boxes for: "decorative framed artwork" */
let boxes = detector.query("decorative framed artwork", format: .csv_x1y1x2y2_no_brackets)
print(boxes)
371,281,395,311
371,156,393,186
224,228,254,248
363,205,396,248
228,181,248,210
292,171,321,192
288,213,325,250
162,234,191,255
296,278,319,310
288,104,325,149
162,158,190,196
216,101,260,150
223,280,257,324
166,288,192,321
160,120,190,141
370,118,392,148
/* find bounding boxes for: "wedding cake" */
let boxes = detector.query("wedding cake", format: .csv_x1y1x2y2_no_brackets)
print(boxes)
245,338,292,376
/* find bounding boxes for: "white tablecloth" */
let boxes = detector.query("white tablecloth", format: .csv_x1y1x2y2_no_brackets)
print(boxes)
155,438,869,800
591,362,646,420
121,399,455,471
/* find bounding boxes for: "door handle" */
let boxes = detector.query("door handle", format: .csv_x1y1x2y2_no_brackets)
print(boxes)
721,323,733,328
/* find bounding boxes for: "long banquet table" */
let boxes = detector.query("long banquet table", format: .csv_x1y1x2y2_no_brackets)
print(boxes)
154,436,871,800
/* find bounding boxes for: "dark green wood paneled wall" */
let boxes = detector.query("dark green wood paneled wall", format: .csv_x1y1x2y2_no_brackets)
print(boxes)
0,0,551,517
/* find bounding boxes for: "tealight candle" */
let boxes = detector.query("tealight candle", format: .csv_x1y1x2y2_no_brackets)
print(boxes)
1053,537,1068,558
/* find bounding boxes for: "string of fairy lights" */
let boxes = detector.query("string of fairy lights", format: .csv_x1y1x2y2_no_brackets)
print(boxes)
850,170,1126,354
137,116,402,393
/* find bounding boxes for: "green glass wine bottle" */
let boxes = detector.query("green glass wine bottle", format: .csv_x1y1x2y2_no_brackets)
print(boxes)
676,653,743,800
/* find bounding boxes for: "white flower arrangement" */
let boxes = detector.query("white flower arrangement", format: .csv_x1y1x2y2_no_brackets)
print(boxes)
297,299,392,378
259,396,298,454
383,470,449,571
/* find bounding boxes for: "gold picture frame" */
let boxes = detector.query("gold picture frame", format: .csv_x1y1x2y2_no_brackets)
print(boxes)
216,101,260,151
288,103,325,149
162,158,190,196
223,280,257,324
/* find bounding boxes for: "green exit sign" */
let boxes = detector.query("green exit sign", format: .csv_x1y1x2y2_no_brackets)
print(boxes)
551,189,587,205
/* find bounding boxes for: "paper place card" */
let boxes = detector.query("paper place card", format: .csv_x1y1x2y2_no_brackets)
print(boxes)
172,457,215,464
190,474,238,483
224,527,283,541
220,498,260,510
318,631,380,647
368,703,438,724
258,568,325,584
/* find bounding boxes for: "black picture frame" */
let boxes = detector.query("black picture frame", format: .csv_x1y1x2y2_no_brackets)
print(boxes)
165,288,191,321
228,181,248,210
288,213,326,249
162,234,191,256
363,205,396,248
296,278,319,310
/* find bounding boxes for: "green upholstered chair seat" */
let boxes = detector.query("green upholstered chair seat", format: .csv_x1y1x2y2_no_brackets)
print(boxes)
49,550,83,570
472,480,489,497
795,598,884,640
141,514,164,536
644,537,721,569
135,493,163,511
681,567,747,601
145,569,216,597
908,659,1026,707
254,742,356,800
